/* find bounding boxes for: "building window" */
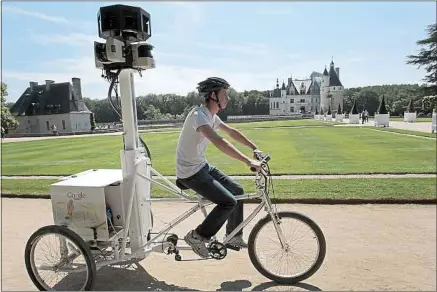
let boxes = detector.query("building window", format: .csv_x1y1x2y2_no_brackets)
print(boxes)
276,102,279,108
62,120,66,130
46,121,50,131
290,99,294,103
290,107,294,112
333,87,335,90
300,99,305,103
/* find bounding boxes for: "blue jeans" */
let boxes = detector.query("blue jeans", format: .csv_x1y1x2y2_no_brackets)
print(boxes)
178,163,244,239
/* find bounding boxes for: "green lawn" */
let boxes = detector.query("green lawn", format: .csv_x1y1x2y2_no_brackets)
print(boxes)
372,127,437,138
230,119,342,129
388,117,433,122
1,121,435,176
2,178,435,201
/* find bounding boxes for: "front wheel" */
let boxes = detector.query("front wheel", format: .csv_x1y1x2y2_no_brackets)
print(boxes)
248,211,326,284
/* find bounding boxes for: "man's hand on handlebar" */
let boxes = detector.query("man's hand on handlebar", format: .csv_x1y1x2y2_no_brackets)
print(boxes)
253,149,263,161
246,159,262,172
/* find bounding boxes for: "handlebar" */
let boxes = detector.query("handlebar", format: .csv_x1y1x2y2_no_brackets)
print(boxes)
250,153,271,173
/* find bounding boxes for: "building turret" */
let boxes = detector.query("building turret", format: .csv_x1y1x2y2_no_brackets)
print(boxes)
281,80,286,97
320,66,330,112
328,58,344,113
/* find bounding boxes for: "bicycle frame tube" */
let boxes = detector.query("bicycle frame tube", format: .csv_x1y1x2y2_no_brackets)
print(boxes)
222,201,265,245
260,185,288,248
117,155,277,261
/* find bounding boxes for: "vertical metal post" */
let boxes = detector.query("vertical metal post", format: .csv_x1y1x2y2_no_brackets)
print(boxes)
119,69,139,150
118,69,151,258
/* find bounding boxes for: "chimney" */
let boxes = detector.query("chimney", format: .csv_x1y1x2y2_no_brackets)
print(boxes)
335,67,340,79
45,80,54,91
29,81,38,92
72,77,82,100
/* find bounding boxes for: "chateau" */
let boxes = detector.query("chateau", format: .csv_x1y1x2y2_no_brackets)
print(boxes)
267,59,344,115
9,77,93,135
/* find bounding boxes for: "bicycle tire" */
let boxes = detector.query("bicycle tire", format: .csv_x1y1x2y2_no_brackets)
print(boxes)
24,225,97,291
248,211,326,284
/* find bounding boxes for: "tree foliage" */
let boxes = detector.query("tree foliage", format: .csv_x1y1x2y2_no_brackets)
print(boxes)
6,82,431,125
377,95,388,115
350,99,358,114
421,95,437,113
342,84,427,115
1,82,19,130
407,99,415,113
406,22,437,95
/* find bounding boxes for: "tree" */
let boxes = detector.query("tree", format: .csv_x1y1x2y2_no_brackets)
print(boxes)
1,82,19,131
406,99,415,113
406,23,437,95
377,95,388,114
350,99,359,115
90,113,96,130
421,95,436,114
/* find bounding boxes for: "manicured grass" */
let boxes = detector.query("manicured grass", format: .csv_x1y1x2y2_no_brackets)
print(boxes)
2,178,435,201
230,119,341,129
371,127,437,138
1,123,435,176
389,117,432,122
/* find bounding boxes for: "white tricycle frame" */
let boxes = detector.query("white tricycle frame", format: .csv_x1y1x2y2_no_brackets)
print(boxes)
24,69,326,291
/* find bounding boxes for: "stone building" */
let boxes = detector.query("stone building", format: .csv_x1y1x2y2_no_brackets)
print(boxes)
9,77,93,135
267,59,344,115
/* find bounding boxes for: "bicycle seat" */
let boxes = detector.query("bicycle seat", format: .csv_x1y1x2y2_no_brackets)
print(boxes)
175,179,189,190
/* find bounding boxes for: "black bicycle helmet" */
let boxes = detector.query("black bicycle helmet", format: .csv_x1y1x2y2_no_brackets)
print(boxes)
197,77,230,95
197,77,230,109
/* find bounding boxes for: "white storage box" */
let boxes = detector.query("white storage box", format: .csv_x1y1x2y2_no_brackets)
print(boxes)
50,169,125,241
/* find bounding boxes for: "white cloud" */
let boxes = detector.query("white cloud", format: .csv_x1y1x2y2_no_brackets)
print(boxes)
2,6,69,23
31,33,99,46
168,2,206,40
195,41,269,56
255,9,294,16
3,55,280,101
288,54,302,60
3,5,94,29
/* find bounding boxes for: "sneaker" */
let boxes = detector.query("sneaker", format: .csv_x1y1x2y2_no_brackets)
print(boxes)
184,230,209,258
225,234,248,248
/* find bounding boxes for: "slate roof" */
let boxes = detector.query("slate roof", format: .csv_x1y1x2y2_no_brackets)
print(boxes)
328,65,342,87
10,82,90,116
323,67,329,76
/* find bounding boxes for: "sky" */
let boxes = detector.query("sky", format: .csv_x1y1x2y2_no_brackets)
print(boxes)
1,1,436,102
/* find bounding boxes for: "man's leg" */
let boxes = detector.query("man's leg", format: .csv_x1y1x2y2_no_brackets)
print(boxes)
207,165,245,239
179,164,238,239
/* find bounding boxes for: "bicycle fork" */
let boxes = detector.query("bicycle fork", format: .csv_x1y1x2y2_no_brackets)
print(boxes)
262,190,288,250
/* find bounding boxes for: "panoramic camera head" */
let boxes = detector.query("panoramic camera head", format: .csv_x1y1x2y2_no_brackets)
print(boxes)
94,4,155,71
97,4,151,43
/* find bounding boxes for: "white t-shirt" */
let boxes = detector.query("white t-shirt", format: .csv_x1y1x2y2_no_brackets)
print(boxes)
176,105,223,179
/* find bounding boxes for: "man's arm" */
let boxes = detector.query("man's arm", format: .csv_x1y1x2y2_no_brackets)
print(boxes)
198,125,252,165
218,122,258,150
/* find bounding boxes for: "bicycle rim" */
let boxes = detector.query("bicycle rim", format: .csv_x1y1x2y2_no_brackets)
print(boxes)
248,212,326,284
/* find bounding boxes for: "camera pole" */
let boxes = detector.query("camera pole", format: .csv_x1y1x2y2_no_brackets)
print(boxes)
95,4,155,259
119,69,140,150
118,69,151,259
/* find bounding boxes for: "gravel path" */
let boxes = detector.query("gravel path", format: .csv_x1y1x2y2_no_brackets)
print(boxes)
1,173,435,180
2,198,435,291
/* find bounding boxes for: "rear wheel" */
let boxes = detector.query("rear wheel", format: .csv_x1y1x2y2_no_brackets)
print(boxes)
25,225,96,291
248,212,326,284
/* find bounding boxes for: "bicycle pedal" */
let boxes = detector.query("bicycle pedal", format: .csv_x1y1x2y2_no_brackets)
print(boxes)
225,244,241,251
